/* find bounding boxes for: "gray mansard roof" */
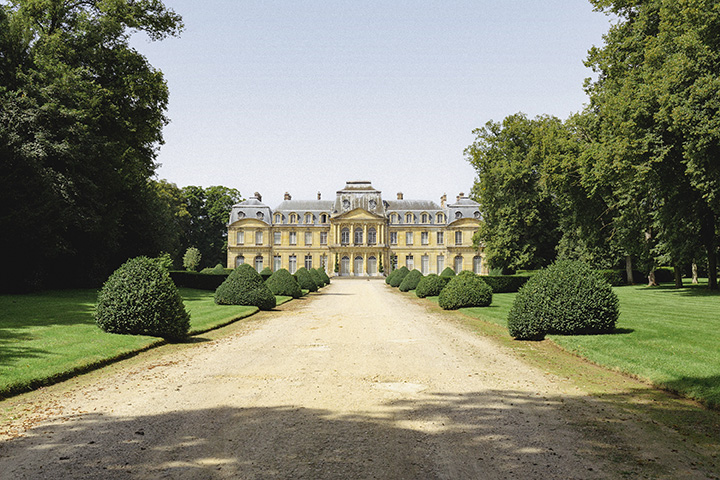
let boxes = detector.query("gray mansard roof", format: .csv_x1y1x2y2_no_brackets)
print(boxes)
447,196,482,222
229,196,272,225
273,200,334,225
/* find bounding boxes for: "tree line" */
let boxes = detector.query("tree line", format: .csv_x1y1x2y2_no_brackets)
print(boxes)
0,1,239,291
466,0,720,289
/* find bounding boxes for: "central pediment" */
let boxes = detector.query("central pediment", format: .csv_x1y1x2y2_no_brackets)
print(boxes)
332,207,384,221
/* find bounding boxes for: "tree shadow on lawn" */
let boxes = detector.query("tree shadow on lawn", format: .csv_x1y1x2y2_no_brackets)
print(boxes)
633,283,720,297
4,388,711,479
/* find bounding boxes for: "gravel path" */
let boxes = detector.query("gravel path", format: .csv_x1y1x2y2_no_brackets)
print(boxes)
0,279,715,479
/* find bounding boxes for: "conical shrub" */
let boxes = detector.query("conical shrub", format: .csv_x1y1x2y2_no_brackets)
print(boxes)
388,266,410,287
398,269,423,292
438,271,492,310
265,268,302,298
309,268,325,287
294,267,318,292
415,274,449,298
215,264,276,310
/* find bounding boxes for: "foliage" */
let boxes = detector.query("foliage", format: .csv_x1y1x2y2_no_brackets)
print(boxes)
95,257,190,340
378,255,384,273
170,271,228,290
265,268,302,298
596,270,625,287
309,268,325,287
415,274,449,298
183,247,202,272
480,275,531,293
507,260,619,340
319,268,331,285
294,267,318,292
440,267,456,279
388,266,410,287
214,264,276,310
438,271,493,310
398,269,423,292
259,267,273,282
153,252,175,271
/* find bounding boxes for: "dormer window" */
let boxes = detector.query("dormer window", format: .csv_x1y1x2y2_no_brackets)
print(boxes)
305,213,314,224
289,213,298,224
421,213,429,223
390,213,399,224
455,211,463,219
437,213,445,223
256,212,264,220
320,213,328,223
274,213,283,224
405,213,414,224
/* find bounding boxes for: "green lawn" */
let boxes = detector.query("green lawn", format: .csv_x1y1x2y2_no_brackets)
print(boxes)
0,288,271,398
457,282,720,408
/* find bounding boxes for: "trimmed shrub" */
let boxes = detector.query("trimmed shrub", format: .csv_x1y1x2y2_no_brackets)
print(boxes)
201,263,227,275
481,275,531,293
385,269,398,285
398,269,423,292
318,268,331,285
170,271,228,290
415,274,449,298
388,266,410,287
259,267,273,282
294,267,318,292
507,260,619,340
440,267,456,279
183,247,202,271
96,257,190,340
265,268,302,298
309,268,325,288
438,271,492,310
215,264,276,310
596,269,624,286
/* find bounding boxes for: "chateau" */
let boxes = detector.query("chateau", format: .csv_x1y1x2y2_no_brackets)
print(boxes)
227,181,485,276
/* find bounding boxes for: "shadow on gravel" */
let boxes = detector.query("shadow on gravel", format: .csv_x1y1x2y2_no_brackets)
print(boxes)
3,389,716,479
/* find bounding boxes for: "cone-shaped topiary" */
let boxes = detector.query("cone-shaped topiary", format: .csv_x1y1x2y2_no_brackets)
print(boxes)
265,268,302,298
415,274,449,298
507,260,619,340
388,266,410,287
438,271,492,310
259,267,273,282
318,268,330,285
440,267,456,279
398,269,423,292
215,264,276,310
310,268,325,287
385,268,398,284
96,257,190,340
294,267,318,292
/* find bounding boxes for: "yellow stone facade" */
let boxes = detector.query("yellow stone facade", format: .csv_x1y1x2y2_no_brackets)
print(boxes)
227,181,485,276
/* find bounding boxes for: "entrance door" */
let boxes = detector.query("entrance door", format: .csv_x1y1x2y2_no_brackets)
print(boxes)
354,256,363,276
367,256,377,275
341,256,350,276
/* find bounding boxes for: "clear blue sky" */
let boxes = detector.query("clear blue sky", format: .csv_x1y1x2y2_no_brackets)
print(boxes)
131,1,612,207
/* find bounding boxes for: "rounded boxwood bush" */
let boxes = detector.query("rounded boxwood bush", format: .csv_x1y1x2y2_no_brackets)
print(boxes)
415,274,449,298
398,269,423,292
265,268,302,298
318,268,330,285
309,268,325,287
294,267,318,292
215,264,276,310
388,266,410,287
507,260,619,340
438,271,492,310
385,268,399,285
96,256,190,340
440,267,456,279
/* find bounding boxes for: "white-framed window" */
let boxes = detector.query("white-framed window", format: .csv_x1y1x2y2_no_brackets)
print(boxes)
305,213,313,224
289,255,297,274
289,213,298,224
473,255,482,274
421,255,429,275
235,255,245,267
421,232,429,245
305,255,313,269
390,232,398,245
455,231,462,245
437,255,444,273
255,231,263,245
421,213,429,223
255,255,263,272
405,213,414,224
406,232,413,245
320,213,328,223
368,227,377,244
274,213,283,224
454,255,463,273
354,228,363,245
320,231,328,245
305,231,312,246
289,231,297,245
406,255,414,270
437,213,445,224
390,213,399,224
274,255,281,271
236,230,244,245
341,228,350,245
437,231,444,245
274,231,281,245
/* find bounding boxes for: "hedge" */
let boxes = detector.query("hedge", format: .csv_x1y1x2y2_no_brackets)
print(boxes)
415,274,448,298
480,275,530,293
170,271,229,290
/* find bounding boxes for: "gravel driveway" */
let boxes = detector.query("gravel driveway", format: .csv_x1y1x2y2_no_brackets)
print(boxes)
0,279,716,479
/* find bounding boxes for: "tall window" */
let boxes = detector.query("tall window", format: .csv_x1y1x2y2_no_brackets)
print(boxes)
368,227,377,244
406,255,414,270
289,255,297,274
305,231,313,246
235,255,245,267
390,232,398,245
421,213,429,223
406,232,413,245
421,255,429,275
320,213,328,223
305,255,313,269
274,213,283,224
421,232,429,245
320,231,328,245
436,213,445,224
455,231,462,245
305,213,313,224
390,213,399,224
437,255,444,273
437,231,444,245
255,255,263,272
255,231,263,245
274,255,281,271
236,230,245,245
274,231,281,245
289,213,298,224
289,231,297,245
473,255,482,274
341,228,350,245
354,228,363,245
454,255,463,273
405,213,414,224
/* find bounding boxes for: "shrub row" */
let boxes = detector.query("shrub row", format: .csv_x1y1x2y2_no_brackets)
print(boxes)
398,269,423,292
480,275,530,293
265,268,302,298
415,274,449,298
169,271,229,290
438,271,493,310
215,264,276,310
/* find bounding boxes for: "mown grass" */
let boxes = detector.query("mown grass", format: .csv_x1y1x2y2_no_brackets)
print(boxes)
457,281,720,409
0,288,278,398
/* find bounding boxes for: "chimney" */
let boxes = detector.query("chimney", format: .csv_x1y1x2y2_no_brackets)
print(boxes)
397,192,404,200
254,191,262,202
317,191,322,200
441,193,447,208
457,192,465,202
284,192,292,201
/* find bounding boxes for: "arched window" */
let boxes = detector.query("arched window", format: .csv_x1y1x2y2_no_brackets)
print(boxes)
367,256,377,275
274,213,283,224
289,213,298,224
455,211,463,219
235,255,245,267
320,213,328,223
256,212,264,220
354,227,363,245
436,213,445,224
255,255,263,272
237,211,246,219
405,213,414,224
354,256,363,276
474,211,481,219
305,213,314,224
368,227,377,244
454,255,463,273
421,213,429,223
341,227,350,245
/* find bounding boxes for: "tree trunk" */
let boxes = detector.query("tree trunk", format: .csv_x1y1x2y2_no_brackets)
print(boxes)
673,264,683,288
625,255,634,284
647,268,658,286
708,247,717,290
692,262,699,284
